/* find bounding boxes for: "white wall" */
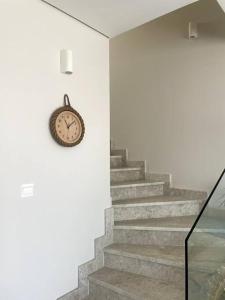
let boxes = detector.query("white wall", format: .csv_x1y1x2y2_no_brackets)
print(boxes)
110,0,225,192
0,1,110,300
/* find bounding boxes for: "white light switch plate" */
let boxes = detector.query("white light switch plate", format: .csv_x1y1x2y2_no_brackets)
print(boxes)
21,184,34,198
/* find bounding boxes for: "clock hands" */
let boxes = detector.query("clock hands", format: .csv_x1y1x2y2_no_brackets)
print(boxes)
68,120,76,129
63,119,69,129
62,115,76,129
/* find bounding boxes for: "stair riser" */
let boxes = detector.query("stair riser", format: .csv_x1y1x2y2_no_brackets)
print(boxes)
111,149,127,158
111,156,124,168
113,229,187,247
189,271,215,299
190,232,225,247
113,202,201,221
111,170,145,184
111,184,164,201
104,253,184,285
89,282,132,300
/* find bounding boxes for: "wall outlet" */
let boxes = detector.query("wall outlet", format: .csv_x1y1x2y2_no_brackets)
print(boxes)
21,184,34,198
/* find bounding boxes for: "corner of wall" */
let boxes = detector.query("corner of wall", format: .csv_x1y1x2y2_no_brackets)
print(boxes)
58,207,114,300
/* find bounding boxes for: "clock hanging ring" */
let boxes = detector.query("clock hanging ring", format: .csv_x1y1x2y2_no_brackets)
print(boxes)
50,94,85,147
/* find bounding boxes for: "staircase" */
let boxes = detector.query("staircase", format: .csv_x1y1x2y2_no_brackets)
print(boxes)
70,145,207,300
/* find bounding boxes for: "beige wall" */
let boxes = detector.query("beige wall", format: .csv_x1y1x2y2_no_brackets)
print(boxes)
110,0,225,192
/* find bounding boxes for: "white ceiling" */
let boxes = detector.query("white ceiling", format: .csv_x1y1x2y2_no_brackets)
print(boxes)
43,0,200,37
217,0,225,11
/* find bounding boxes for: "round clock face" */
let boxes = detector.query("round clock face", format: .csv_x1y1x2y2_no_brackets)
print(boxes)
50,106,85,147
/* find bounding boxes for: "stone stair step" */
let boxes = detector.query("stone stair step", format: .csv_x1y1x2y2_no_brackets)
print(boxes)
104,243,184,267
189,232,225,247
65,140,210,300
113,196,202,221
111,180,164,200
113,215,196,246
88,267,184,300
189,246,225,273
111,167,142,171
111,167,145,183
104,243,184,284
112,195,202,205
111,149,127,157
114,215,196,231
110,155,124,168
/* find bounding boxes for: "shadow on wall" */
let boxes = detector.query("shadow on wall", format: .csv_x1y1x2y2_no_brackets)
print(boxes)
199,21,225,39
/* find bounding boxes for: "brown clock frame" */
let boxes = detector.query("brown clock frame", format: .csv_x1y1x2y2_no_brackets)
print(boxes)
49,95,85,147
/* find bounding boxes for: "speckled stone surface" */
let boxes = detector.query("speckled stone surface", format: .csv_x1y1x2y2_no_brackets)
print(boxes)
111,167,145,183
78,207,114,298
104,244,184,284
190,232,225,247
113,215,196,246
88,267,184,300
111,155,124,168
111,181,164,200
188,246,225,273
126,160,146,170
89,282,132,300
112,195,190,205
113,198,202,221
113,227,188,246
111,149,128,161
146,173,172,195
111,181,164,188
59,208,114,300
104,244,184,267
57,290,80,300
114,215,196,230
59,144,209,300
169,188,207,200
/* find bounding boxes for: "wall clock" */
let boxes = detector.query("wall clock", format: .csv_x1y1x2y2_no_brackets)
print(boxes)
50,94,85,147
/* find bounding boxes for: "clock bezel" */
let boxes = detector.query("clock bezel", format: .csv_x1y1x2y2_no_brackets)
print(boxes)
50,105,85,147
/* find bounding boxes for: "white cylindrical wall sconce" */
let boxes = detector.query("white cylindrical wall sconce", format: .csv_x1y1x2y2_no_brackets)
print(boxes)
60,49,73,74
188,22,198,39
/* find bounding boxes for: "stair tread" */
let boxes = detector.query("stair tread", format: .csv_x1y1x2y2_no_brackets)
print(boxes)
89,267,184,300
104,243,184,267
111,180,164,188
111,167,142,171
104,243,225,273
114,215,196,231
114,215,225,234
112,195,202,206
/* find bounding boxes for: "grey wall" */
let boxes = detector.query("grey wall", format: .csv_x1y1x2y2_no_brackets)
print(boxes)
110,0,225,192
